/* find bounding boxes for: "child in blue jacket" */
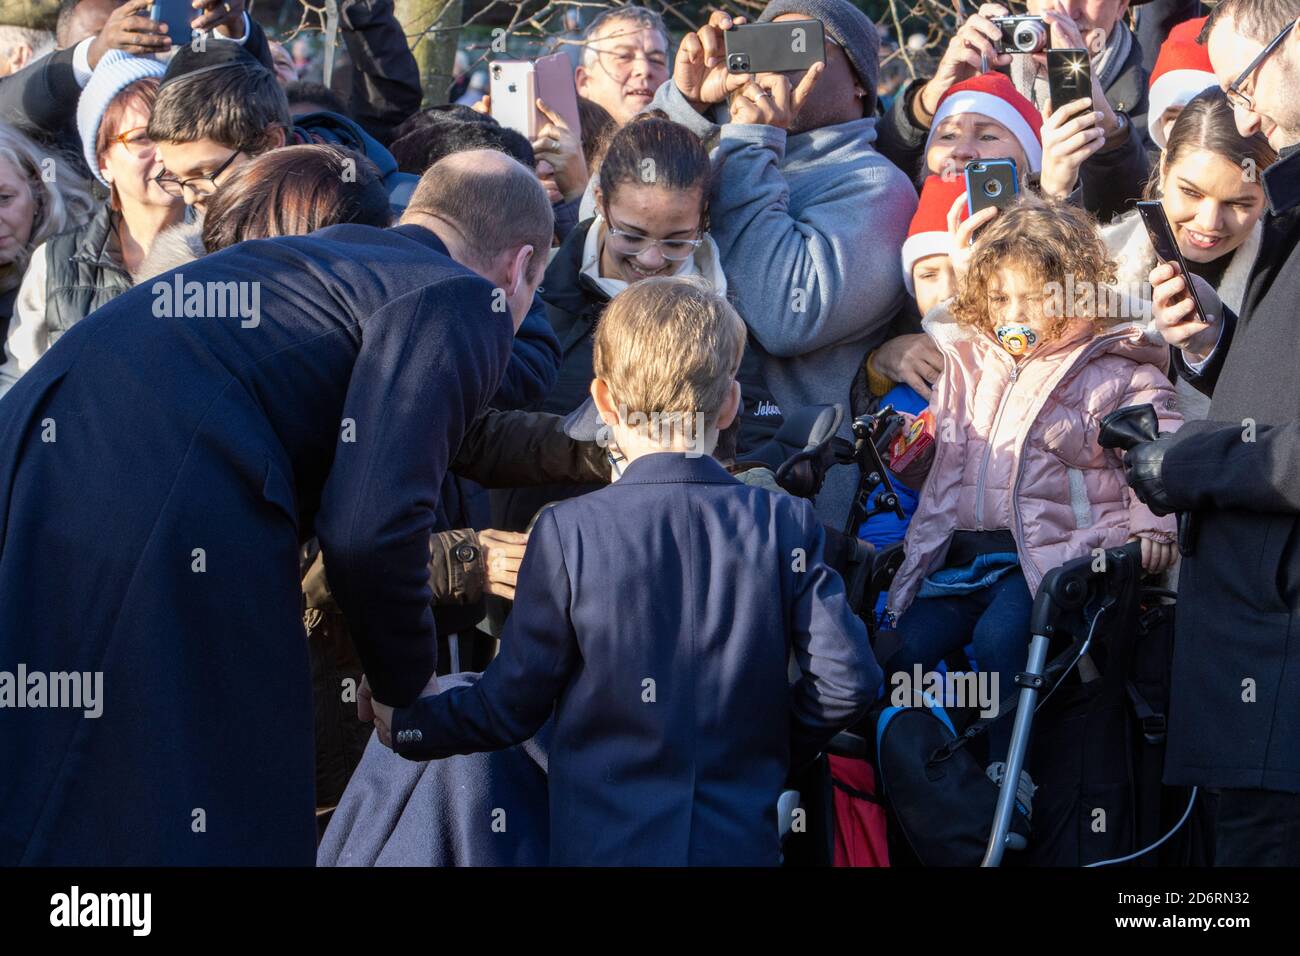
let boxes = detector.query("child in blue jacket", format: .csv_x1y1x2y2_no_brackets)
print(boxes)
374,276,881,866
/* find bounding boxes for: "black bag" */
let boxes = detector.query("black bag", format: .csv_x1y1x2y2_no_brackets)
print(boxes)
875,703,1030,866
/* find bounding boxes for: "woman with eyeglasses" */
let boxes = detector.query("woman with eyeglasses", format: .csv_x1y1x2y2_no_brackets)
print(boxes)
0,53,182,395
539,114,778,448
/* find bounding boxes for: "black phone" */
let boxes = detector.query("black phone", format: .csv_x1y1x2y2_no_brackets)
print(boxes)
724,19,825,74
1047,48,1092,113
151,0,197,47
1136,200,1208,324
965,158,1020,217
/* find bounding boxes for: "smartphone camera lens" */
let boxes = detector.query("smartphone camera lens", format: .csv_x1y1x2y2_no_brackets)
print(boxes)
491,65,501,79
728,54,748,72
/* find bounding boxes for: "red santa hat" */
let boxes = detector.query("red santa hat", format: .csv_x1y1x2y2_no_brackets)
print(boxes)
901,174,968,295
1148,17,1215,149
923,72,1043,173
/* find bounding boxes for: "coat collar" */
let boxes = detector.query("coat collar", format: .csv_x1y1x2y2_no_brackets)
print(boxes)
1264,144,1300,216
390,223,451,257
615,452,739,487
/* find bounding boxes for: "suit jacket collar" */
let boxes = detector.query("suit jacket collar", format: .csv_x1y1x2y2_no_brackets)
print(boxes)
1264,144,1300,216
616,452,739,486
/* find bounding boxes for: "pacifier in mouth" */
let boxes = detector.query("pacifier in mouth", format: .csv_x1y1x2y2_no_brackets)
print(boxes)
996,325,1038,356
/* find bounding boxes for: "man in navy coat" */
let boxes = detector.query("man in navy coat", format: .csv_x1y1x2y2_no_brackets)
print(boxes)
0,149,553,865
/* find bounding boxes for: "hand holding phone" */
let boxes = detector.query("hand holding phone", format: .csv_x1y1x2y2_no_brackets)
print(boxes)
1137,200,1209,327
1149,260,1223,361
1046,48,1092,115
723,19,826,74
965,158,1020,217
150,0,199,48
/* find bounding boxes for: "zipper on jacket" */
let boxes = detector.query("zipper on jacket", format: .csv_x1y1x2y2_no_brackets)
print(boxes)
974,361,1018,530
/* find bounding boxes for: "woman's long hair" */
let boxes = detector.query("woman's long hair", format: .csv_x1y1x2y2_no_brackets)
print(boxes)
0,123,96,290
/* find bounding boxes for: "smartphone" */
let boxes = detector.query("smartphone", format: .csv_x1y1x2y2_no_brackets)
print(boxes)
490,54,581,140
1136,200,1208,324
965,159,1020,217
151,0,197,48
1047,48,1093,113
724,19,825,74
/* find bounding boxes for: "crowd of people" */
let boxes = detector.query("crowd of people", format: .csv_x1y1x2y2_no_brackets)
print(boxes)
0,0,1299,869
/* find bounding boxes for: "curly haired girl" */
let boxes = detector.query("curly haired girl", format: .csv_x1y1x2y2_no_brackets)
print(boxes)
883,196,1182,808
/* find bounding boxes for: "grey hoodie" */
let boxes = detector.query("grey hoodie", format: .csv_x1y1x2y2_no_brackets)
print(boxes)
650,80,918,522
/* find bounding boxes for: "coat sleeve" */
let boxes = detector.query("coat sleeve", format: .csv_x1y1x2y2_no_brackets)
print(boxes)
0,46,82,154
451,408,610,488
709,123,915,358
314,276,513,707
1118,362,1182,541
391,506,578,759
337,0,422,145
786,501,881,770
873,78,929,182
1078,121,1154,224
1171,305,1237,397
489,295,560,410
1161,414,1300,515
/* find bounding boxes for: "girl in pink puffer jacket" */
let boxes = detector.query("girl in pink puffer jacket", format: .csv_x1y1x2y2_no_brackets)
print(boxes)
883,199,1181,785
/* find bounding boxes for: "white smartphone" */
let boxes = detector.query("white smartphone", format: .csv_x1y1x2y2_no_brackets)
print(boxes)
489,54,581,140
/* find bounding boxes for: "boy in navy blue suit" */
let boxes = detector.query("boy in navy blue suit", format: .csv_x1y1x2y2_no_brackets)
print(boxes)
374,276,881,865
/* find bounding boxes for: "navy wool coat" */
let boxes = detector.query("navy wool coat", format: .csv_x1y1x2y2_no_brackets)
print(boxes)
393,453,881,865
0,224,513,864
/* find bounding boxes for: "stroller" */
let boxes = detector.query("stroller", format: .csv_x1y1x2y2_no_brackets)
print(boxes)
760,402,1209,867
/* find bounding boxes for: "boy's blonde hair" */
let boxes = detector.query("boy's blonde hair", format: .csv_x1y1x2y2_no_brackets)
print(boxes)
593,276,746,429
952,195,1118,340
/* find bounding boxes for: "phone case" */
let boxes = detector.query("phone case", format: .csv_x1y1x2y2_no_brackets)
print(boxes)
965,159,1020,217
724,20,825,74
489,61,538,139
1136,200,1208,322
532,53,582,140
151,0,196,47
1047,48,1092,111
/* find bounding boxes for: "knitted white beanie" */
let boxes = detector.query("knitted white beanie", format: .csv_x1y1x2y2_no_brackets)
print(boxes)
77,50,166,186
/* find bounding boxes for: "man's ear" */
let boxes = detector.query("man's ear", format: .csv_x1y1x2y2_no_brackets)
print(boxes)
509,244,536,296
716,380,741,432
591,377,621,426
575,64,591,97
267,125,289,150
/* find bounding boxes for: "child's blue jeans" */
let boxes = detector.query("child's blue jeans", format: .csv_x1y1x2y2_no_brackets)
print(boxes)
885,569,1033,762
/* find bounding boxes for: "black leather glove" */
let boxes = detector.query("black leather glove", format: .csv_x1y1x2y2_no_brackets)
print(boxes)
1123,436,1177,517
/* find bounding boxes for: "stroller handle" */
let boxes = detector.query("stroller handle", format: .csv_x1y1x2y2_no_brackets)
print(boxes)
1029,540,1142,638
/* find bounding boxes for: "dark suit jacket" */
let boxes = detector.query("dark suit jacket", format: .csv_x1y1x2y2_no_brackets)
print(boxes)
393,453,880,865
0,223,513,864
1161,144,1300,792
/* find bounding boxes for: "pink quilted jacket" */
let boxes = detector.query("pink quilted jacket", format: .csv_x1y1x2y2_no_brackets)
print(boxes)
886,313,1182,621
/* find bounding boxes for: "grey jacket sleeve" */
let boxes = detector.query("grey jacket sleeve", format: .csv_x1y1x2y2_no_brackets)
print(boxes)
874,78,930,182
